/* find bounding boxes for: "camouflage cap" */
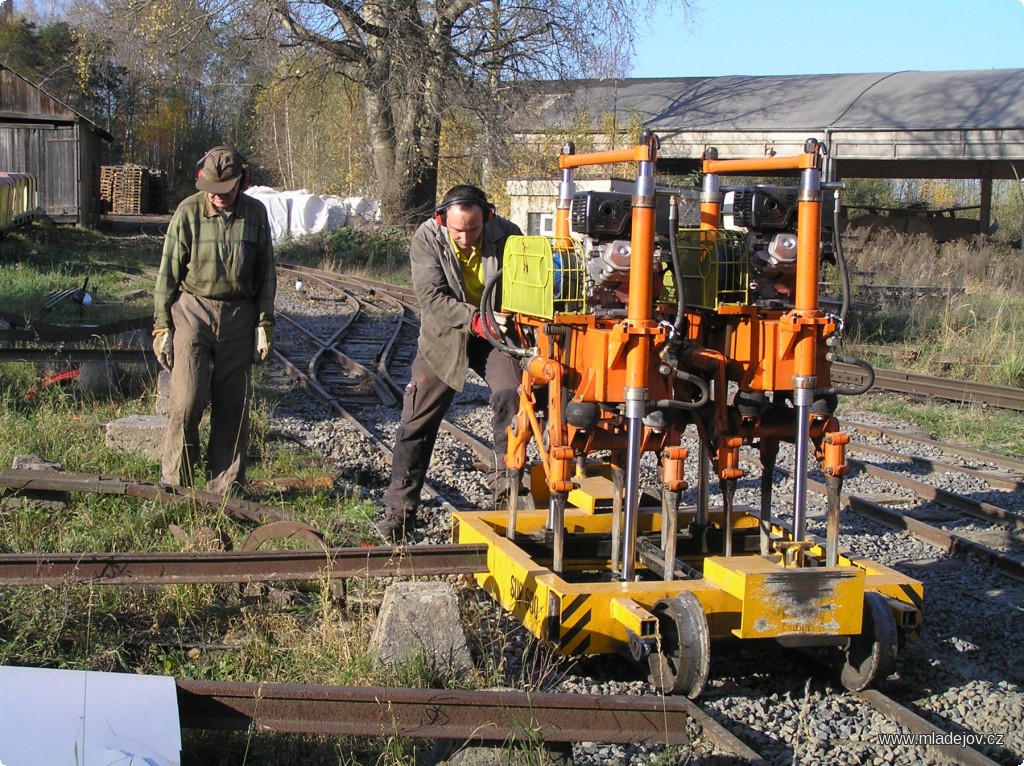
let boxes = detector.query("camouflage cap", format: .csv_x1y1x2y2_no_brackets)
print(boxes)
195,146,246,194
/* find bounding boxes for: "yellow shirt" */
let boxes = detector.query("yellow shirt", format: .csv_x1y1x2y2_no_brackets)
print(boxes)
453,236,485,307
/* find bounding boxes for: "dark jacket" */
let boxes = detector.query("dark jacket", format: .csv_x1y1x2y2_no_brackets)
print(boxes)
410,215,521,390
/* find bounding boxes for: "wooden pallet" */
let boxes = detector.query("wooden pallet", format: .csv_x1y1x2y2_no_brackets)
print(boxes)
101,164,169,215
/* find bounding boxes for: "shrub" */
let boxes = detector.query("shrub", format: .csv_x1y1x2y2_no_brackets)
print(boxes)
277,226,411,279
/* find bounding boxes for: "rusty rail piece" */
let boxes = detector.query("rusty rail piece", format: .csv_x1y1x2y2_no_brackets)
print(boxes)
832,363,1024,412
845,422,1024,475
855,690,1004,766
0,469,280,524
175,679,766,761
0,544,487,586
847,458,1024,531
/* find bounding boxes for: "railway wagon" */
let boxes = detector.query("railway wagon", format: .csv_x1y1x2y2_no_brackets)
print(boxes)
454,134,923,698
0,172,38,233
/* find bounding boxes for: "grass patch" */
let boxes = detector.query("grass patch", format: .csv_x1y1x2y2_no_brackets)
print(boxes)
838,230,1024,387
846,393,1024,459
0,220,159,326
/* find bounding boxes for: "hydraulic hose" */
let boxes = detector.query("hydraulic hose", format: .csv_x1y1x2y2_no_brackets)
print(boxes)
652,367,710,410
826,351,875,396
479,268,529,358
667,195,688,338
833,189,851,324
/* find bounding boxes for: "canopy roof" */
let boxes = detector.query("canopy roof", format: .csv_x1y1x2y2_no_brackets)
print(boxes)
517,69,1024,179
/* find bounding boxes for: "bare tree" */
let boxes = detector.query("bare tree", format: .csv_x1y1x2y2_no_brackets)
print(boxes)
90,0,692,223
268,0,693,225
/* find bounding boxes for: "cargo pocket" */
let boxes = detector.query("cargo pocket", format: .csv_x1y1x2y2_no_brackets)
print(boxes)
400,380,418,422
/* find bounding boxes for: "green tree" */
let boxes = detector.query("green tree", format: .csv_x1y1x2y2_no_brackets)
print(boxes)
0,16,122,124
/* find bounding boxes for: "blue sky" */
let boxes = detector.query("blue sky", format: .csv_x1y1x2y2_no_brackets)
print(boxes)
631,0,1023,78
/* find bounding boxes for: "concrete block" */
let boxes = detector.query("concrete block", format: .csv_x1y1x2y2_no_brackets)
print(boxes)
75,362,116,397
3,455,69,511
370,581,473,679
105,415,166,462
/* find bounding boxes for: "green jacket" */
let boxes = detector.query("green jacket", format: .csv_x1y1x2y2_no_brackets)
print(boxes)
411,215,521,391
154,191,276,330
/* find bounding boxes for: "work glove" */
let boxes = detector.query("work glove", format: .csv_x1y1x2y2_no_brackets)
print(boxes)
470,310,486,338
152,327,173,371
254,325,272,363
470,310,502,340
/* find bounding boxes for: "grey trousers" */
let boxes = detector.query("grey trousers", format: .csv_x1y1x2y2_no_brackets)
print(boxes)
162,292,256,495
382,336,520,515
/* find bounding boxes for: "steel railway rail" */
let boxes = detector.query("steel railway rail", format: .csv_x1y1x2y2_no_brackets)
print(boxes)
260,266,1024,763
175,680,766,760
2,263,1022,763
833,363,1024,412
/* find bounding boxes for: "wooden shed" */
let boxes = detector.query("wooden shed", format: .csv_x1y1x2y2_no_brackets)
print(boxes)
0,63,113,227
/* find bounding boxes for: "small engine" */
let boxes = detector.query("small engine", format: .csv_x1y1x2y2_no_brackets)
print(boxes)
561,186,835,314
728,186,835,308
571,191,673,312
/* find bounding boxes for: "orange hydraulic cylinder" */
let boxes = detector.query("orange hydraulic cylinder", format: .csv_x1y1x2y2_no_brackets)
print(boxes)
794,198,823,313
555,204,571,239
661,446,689,492
718,437,744,481
822,431,850,478
792,187,823,380
626,204,656,322
700,197,720,231
625,202,657,391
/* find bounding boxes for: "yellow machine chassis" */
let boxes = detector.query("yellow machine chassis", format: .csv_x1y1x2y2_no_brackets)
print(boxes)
453,505,923,658
455,137,926,696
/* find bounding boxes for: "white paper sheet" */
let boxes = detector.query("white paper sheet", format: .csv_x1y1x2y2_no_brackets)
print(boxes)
0,666,181,766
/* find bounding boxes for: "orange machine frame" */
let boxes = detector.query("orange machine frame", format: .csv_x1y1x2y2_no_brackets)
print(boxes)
502,134,849,579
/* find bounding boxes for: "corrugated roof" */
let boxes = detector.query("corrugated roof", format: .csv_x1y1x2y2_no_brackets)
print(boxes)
514,69,1024,179
520,69,1024,133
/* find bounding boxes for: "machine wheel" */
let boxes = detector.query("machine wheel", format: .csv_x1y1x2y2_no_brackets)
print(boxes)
833,591,898,692
239,521,345,604
647,592,710,699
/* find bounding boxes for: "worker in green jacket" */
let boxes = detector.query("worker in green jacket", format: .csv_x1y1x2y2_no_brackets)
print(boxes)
152,146,276,496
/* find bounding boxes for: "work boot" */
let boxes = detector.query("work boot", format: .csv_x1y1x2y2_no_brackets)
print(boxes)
375,509,416,544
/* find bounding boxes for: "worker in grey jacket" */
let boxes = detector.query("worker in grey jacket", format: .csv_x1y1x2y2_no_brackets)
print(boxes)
378,184,521,542
153,146,276,496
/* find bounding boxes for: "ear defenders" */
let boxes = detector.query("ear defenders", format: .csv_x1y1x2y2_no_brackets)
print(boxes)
433,193,496,226
195,146,251,192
